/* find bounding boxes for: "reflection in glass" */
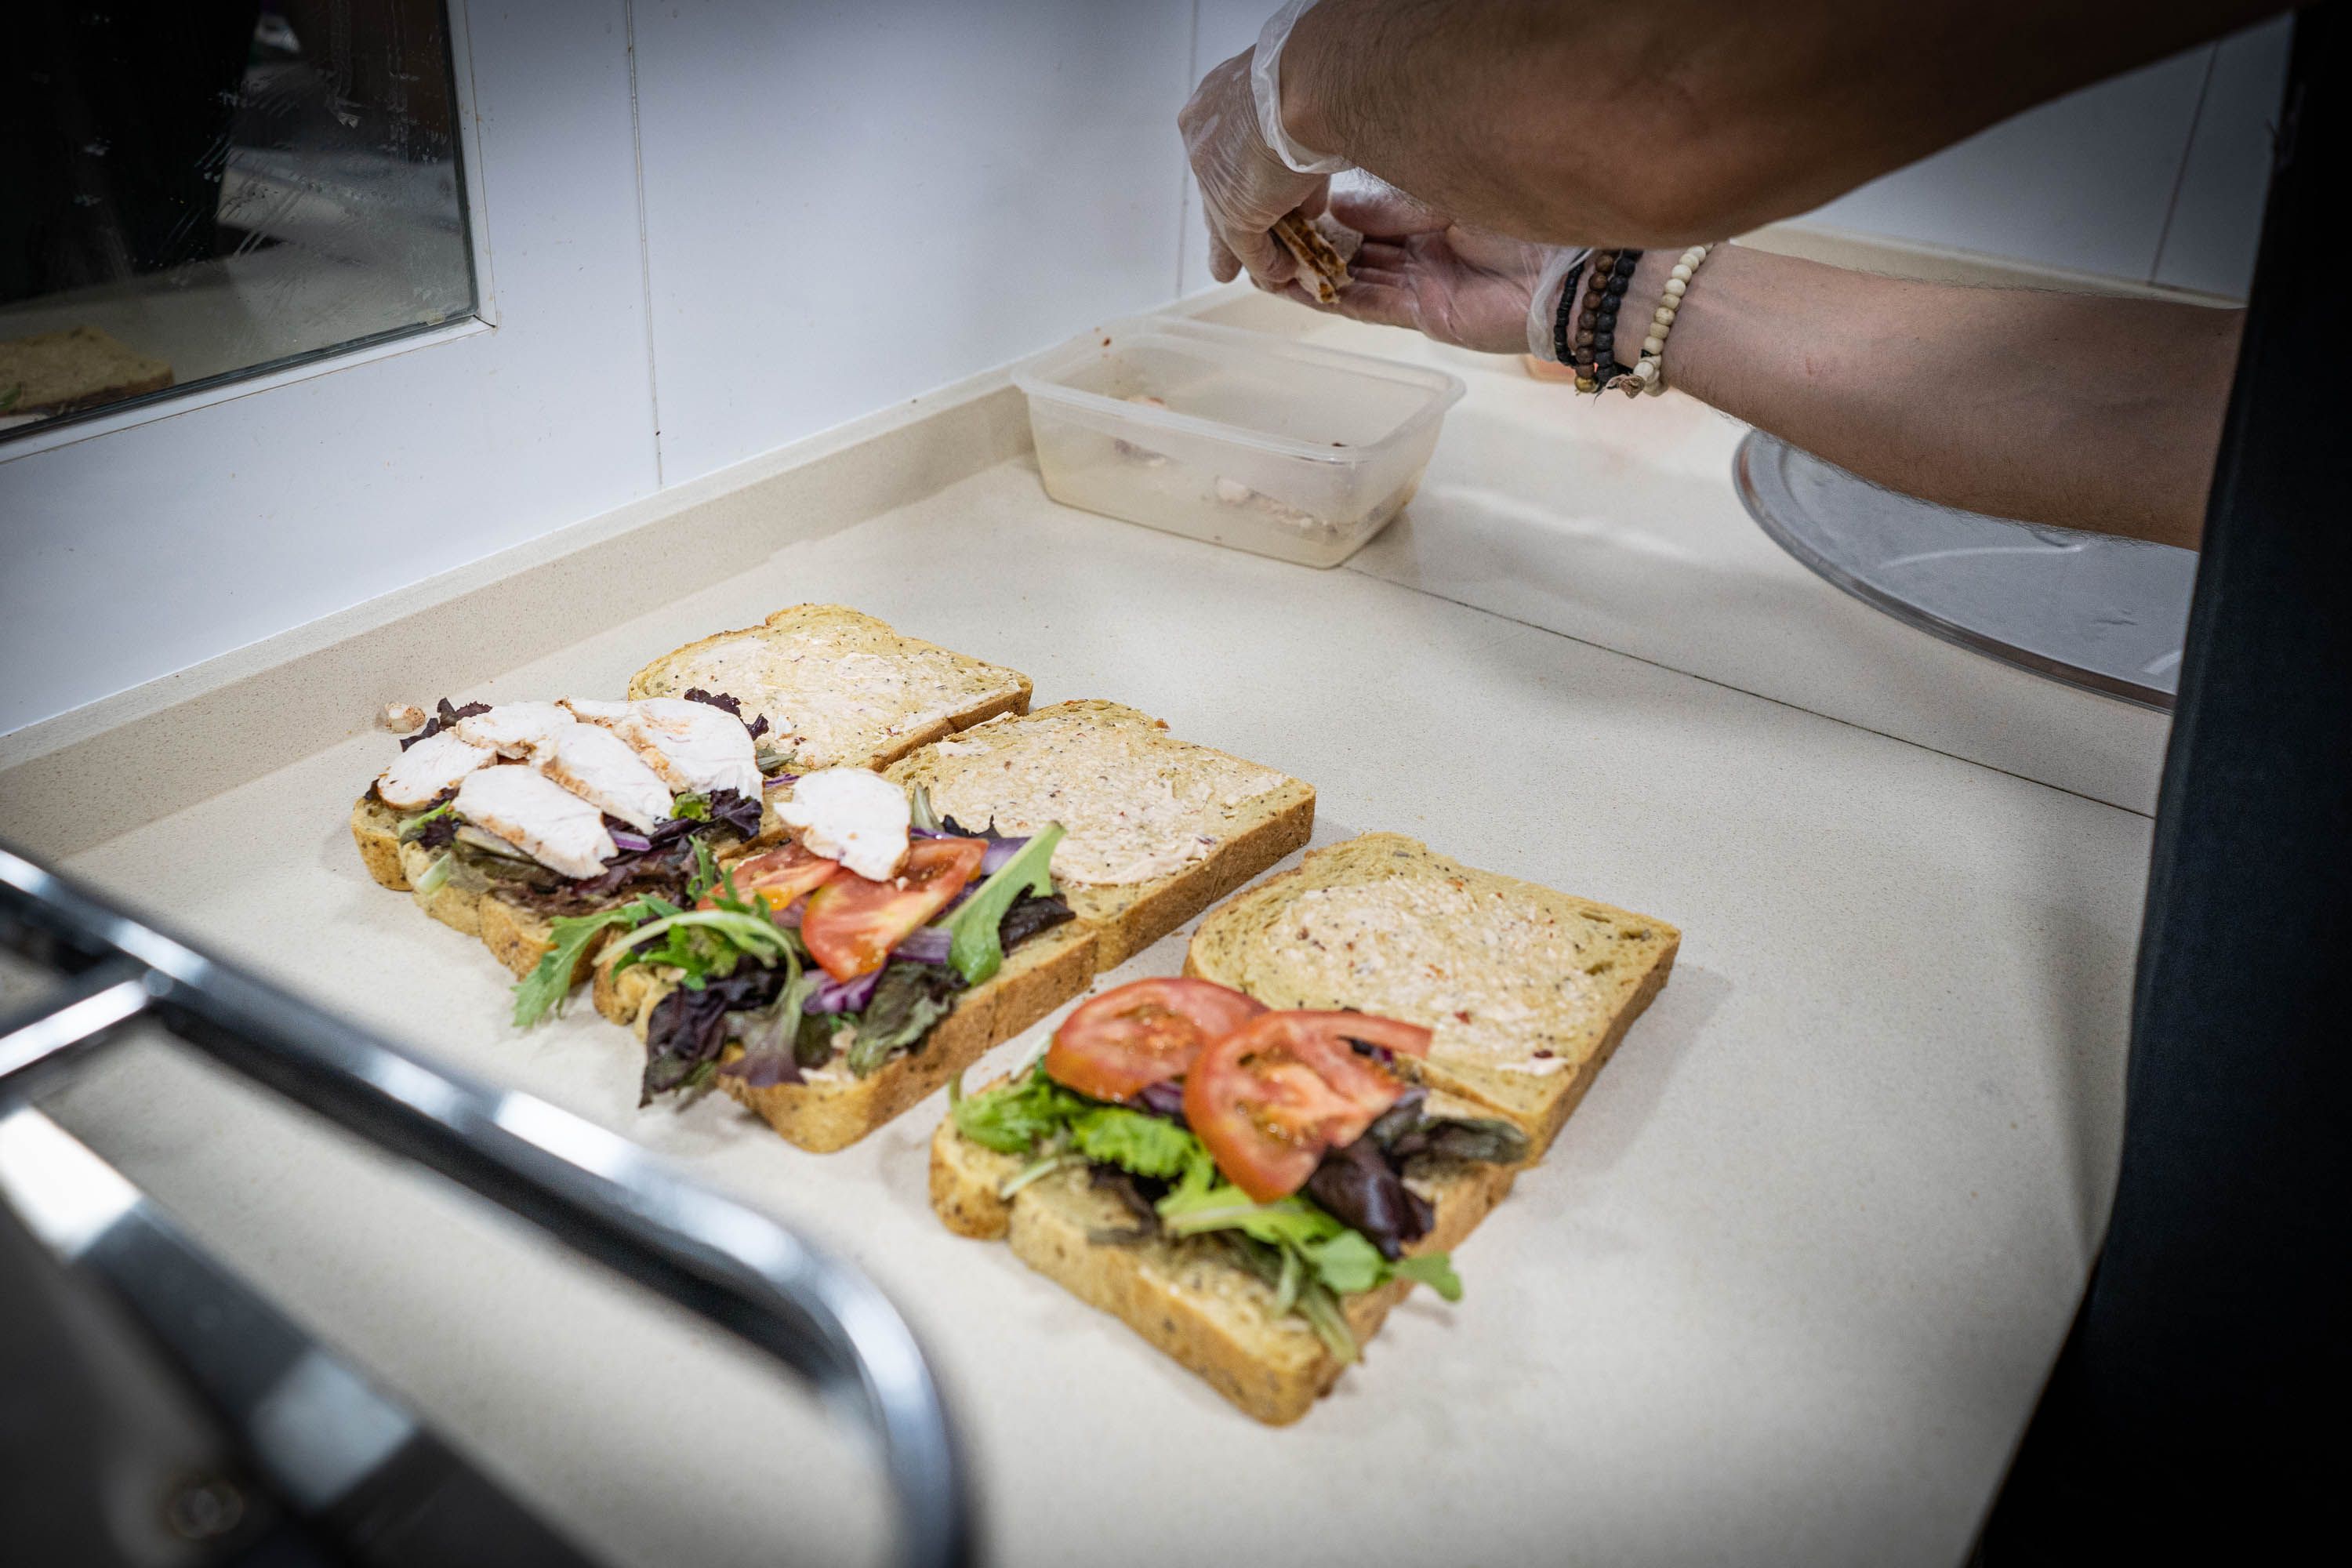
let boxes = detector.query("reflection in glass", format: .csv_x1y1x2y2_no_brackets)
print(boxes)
2,2,474,438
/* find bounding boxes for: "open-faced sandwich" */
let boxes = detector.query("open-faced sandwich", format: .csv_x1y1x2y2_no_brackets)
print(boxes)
584,699,1317,1151
930,832,1679,1423
350,605,1032,986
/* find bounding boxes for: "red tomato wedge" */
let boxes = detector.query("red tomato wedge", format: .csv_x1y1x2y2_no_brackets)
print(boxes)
706,840,838,914
1045,978,1267,1102
1184,1012,1415,1203
800,837,986,982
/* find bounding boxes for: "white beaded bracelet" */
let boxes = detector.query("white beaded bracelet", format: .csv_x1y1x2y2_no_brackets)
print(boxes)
1619,244,1713,397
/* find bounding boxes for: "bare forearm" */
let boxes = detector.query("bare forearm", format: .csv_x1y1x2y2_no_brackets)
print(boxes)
1649,245,2239,547
1281,0,2282,245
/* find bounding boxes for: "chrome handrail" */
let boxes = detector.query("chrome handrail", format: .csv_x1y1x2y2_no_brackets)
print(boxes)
0,841,975,1568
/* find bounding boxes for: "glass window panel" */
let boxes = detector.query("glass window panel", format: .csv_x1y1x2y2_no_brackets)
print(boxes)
1,1,474,440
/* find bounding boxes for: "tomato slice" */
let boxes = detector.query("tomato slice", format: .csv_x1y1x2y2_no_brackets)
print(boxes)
1276,1010,1433,1061
706,840,838,914
800,837,986,981
1045,978,1266,1102
1184,1012,1412,1203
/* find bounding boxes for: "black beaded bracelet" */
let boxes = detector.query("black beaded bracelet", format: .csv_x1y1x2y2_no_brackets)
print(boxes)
1552,256,1589,366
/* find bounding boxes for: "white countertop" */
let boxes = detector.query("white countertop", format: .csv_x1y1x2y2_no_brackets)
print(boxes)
16,323,2154,1566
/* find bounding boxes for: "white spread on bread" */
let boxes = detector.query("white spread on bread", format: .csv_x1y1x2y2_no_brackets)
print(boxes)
565,696,760,799
454,701,576,759
913,709,1284,886
1229,880,1601,1076
454,766,617,879
533,724,674,833
774,767,910,880
376,729,495,809
637,636,993,768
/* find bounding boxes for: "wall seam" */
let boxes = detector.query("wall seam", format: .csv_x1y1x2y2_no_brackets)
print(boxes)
2147,45,2222,284
622,0,666,487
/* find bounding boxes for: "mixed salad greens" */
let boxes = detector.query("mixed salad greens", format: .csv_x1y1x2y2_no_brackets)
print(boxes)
950,983,1528,1363
515,800,1074,1103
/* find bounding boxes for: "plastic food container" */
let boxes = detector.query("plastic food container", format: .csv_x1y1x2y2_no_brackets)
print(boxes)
1014,317,1467,568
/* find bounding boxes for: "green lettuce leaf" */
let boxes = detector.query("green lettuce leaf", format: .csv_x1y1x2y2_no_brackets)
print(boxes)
949,1065,1087,1154
1069,1105,1205,1181
511,893,676,1027
938,825,1064,985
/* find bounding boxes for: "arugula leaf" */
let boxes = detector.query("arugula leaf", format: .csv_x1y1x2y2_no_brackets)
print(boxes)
1069,1105,1203,1181
939,824,1064,985
1392,1253,1465,1303
511,894,673,1027
605,908,795,988
949,1065,1088,1155
688,838,721,900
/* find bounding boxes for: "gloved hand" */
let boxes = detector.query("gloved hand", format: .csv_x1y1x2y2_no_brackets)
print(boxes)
1178,1,1348,290
1292,185,1586,359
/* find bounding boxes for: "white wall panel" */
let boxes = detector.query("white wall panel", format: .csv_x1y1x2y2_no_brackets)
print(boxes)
2154,16,2292,296
1799,46,2212,280
0,1,660,736
627,0,1197,485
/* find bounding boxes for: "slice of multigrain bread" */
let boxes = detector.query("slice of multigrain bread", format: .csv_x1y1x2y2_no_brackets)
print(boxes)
627,604,1032,771
882,701,1316,971
348,608,1034,979
595,926,1098,1152
1185,833,1679,1159
929,1080,1518,1425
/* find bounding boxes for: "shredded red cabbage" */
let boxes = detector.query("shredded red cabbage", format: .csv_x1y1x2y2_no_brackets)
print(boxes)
891,927,954,964
608,829,652,852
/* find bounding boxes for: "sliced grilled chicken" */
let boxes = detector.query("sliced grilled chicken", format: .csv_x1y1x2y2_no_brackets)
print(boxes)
619,699,761,798
559,697,633,724
534,724,674,833
454,701,577,759
376,729,495,809
775,767,909,880
454,765,616,879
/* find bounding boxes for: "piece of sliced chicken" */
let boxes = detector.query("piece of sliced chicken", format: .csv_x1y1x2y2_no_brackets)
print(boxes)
775,767,909,880
376,729,495,809
454,765,616,879
534,724,674,833
559,697,633,724
454,701,577,759
620,699,762,798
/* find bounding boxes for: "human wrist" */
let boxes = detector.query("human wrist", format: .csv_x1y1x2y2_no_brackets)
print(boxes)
1254,1,1348,172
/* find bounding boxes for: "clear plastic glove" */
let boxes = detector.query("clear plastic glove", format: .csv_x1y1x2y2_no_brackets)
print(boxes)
1180,2,1346,291
1289,185,1584,358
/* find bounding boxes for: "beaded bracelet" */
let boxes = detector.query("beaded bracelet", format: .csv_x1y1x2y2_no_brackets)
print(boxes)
1570,248,1642,394
1550,255,1589,365
1617,244,1714,397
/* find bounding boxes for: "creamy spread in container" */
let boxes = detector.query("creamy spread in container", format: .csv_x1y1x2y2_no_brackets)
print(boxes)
646,636,1014,768
915,710,1286,886
1225,879,1606,1076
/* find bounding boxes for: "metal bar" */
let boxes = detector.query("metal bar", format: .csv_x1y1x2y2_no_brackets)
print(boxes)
0,1104,599,1566
0,958,151,1086
0,842,974,1568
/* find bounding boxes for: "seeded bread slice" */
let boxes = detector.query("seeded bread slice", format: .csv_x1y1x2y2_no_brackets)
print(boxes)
1185,833,1678,1159
930,1083,1517,1425
883,701,1316,971
594,925,1098,1152
627,604,1033,771
350,608,1034,981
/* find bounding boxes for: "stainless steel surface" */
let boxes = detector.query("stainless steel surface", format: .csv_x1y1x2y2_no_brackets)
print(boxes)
2,1105,590,1566
0,840,975,1568
1733,430,2197,710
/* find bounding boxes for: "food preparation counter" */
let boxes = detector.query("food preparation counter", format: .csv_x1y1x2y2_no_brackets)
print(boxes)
0,290,2159,1566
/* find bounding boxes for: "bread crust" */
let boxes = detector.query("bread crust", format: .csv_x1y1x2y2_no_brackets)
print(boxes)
929,1091,1516,1425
